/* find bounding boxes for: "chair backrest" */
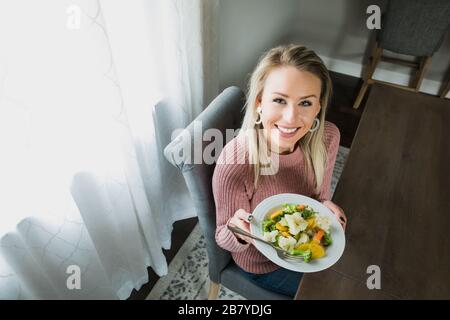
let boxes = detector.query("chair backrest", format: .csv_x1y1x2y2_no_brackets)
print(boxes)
164,87,246,283
379,0,450,56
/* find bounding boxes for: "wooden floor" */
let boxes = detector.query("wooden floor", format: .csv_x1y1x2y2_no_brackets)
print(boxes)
127,71,366,300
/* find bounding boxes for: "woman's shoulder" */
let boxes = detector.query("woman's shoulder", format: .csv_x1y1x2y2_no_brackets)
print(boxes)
323,121,340,151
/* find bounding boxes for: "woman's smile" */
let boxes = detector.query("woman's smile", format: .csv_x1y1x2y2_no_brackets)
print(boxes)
275,124,300,134
274,124,301,138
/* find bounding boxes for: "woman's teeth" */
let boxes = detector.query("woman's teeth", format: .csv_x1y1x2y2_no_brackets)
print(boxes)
276,125,299,134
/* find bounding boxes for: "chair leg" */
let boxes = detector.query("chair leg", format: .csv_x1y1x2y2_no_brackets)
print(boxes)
364,46,383,79
353,45,383,109
353,81,370,109
439,81,450,98
208,281,220,300
413,56,432,92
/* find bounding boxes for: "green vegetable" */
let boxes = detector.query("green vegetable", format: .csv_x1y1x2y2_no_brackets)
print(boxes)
300,208,315,219
262,220,275,232
273,215,284,223
281,203,317,219
274,234,280,247
282,204,297,214
290,249,312,263
322,232,333,246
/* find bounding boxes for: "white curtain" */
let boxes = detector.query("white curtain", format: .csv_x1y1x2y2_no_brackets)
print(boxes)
0,0,219,299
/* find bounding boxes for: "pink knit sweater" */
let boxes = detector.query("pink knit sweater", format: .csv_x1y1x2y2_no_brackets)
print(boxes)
212,121,340,274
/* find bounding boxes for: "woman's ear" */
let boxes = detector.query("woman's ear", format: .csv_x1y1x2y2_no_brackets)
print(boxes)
256,96,261,107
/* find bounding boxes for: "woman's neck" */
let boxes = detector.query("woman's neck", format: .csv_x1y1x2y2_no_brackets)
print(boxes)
270,144,298,155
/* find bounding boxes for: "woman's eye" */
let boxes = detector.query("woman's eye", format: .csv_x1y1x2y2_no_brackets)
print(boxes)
273,98,312,107
299,100,312,107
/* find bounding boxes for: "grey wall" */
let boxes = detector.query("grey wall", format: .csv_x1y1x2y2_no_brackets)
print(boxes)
219,0,450,96
219,0,300,91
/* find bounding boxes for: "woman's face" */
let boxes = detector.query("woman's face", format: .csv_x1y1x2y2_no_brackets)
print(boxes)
257,66,322,154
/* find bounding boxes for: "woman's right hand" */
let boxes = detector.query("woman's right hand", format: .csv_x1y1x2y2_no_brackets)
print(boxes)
228,209,253,244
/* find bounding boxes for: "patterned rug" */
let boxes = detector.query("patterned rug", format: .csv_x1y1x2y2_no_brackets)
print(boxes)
146,146,350,300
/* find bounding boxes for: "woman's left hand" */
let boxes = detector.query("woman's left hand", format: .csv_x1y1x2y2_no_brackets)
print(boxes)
322,200,347,231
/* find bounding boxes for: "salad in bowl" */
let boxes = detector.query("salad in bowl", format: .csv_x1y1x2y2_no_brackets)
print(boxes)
250,193,345,273
261,203,333,263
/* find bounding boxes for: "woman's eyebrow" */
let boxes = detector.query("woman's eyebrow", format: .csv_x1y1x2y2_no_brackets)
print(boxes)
272,92,317,99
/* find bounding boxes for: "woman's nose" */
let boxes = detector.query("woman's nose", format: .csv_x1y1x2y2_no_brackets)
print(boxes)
282,104,298,122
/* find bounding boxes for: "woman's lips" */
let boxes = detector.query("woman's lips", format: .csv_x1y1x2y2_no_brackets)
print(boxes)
275,124,300,139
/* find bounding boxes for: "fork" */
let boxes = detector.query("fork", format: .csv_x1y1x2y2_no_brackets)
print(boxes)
227,224,306,262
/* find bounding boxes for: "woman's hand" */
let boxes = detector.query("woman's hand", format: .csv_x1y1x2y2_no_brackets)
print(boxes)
228,209,253,244
322,200,347,231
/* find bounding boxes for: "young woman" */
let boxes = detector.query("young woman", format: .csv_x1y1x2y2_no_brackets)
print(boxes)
212,44,347,298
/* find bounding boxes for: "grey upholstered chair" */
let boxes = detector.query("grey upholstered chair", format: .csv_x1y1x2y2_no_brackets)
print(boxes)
353,0,450,108
163,86,291,300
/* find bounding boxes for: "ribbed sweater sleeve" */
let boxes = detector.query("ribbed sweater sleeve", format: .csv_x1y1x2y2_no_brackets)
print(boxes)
317,122,341,202
212,138,252,253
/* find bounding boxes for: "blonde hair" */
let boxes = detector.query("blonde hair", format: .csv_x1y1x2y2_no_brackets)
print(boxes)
240,44,332,191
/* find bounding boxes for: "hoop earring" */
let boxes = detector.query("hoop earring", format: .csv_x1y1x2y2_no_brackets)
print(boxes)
255,106,262,125
309,118,320,133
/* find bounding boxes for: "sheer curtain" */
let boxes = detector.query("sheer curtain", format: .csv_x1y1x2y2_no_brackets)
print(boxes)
0,0,218,299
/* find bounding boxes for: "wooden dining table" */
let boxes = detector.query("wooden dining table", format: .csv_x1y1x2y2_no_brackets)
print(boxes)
295,84,450,299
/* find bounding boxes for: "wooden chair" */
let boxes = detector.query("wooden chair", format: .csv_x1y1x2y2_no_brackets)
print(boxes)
353,0,450,109
440,79,450,99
